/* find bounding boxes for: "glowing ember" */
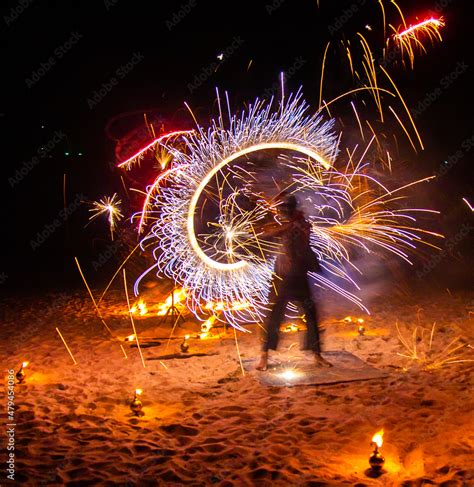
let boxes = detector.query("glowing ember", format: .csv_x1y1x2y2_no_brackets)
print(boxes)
342,316,365,324
283,323,299,333
371,429,384,448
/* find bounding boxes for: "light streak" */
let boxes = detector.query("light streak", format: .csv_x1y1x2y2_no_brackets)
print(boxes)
117,130,194,169
123,269,146,369
381,66,424,150
55,327,78,365
234,327,245,377
98,242,142,306
187,141,332,272
463,198,473,212
319,41,331,109
74,257,115,337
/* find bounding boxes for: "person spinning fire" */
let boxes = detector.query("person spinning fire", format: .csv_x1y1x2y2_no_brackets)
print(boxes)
256,193,332,370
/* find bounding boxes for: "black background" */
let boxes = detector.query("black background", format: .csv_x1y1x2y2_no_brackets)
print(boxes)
2,0,473,293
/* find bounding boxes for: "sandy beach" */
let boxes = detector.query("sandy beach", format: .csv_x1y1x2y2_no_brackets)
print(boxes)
2,285,473,486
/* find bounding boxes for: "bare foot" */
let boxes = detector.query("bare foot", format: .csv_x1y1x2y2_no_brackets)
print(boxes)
256,352,268,371
314,353,333,368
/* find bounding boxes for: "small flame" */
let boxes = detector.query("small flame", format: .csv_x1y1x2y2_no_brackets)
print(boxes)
201,315,216,333
135,389,143,396
157,288,187,315
130,299,147,315
184,335,190,340
371,429,384,448
342,316,365,324
22,361,29,368
125,334,136,342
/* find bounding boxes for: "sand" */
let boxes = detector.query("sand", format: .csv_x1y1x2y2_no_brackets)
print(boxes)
1,286,473,486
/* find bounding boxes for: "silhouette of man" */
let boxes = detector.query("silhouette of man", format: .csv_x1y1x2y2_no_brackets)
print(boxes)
257,193,331,370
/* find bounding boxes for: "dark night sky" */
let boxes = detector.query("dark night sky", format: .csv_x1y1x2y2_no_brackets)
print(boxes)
2,0,473,292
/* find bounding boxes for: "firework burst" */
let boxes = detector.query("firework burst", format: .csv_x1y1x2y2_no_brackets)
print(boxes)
89,193,124,240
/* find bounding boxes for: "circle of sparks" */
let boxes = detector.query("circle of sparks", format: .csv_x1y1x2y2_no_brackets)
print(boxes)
135,92,439,329
136,93,338,328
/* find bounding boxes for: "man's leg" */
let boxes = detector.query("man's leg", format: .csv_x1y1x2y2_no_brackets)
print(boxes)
264,285,288,351
300,279,331,367
301,290,321,353
257,282,288,370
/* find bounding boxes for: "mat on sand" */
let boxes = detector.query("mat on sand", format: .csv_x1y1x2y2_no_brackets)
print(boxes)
242,351,388,386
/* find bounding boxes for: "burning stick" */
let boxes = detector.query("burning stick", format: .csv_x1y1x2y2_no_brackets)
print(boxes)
392,17,445,68
55,327,78,365
123,269,146,369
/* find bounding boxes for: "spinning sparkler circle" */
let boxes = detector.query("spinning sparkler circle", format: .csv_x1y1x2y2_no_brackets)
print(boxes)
133,91,439,328
187,142,332,272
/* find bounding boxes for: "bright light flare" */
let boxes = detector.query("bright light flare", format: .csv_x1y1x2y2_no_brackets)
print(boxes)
279,369,299,381
22,361,29,368
135,388,143,396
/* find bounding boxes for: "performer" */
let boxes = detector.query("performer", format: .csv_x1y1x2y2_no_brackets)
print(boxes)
256,193,331,370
